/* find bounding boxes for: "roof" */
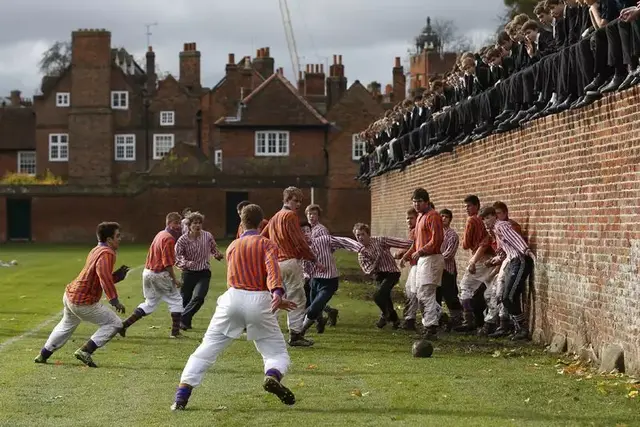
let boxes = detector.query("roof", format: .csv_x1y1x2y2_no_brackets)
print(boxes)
112,48,145,76
239,72,329,125
325,80,385,122
0,107,36,150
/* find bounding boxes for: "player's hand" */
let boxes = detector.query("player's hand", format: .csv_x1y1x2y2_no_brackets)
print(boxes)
114,303,126,314
214,253,224,261
411,251,421,262
315,263,326,272
399,259,406,269
525,249,536,260
113,265,130,283
174,279,182,289
467,263,476,274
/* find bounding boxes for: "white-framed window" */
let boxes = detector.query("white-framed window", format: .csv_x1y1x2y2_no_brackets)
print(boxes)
352,134,366,160
255,131,289,156
160,111,175,126
114,134,136,161
214,149,222,170
17,151,36,175
55,92,70,107
49,133,69,162
153,134,175,159
111,91,129,109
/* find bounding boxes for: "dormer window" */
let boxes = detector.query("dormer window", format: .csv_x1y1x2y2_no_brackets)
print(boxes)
111,91,128,110
56,92,70,107
160,111,175,126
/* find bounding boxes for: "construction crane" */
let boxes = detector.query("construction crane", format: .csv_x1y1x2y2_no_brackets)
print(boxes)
279,0,301,80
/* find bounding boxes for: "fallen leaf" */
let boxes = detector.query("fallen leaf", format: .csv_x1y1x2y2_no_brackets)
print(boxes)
524,398,530,403
362,392,370,397
351,389,362,397
149,326,159,329
492,350,501,358
306,364,317,370
214,405,227,411
628,390,639,399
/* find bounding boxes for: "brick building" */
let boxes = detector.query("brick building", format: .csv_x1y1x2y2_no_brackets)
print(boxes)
0,92,36,176
0,28,404,241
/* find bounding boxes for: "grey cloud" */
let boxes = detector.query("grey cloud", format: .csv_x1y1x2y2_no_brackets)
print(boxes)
0,0,506,96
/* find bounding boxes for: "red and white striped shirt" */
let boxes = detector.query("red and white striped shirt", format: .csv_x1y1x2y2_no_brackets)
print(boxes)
441,227,459,274
181,218,190,235
358,236,412,275
304,235,364,279
261,207,315,262
492,220,530,260
405,208,444,259
226,230,282,292
175,231,222,271
311,223,330,238
65,244,118,305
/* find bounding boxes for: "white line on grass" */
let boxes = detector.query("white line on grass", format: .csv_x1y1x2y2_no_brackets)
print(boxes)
0,265,144,353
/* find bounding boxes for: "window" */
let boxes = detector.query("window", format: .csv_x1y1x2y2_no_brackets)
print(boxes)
160,111,175,126
352,134,366,160
56,92,70,107
255,131,289,156
111,91,129,109
153,134,174,159
49,134,69,161
17,151,36,175
115,134,136,161
214,149,222,170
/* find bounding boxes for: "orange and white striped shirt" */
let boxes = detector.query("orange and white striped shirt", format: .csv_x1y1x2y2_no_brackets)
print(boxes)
226,230,282,292
463,214,490,254
145,229,176,272
65,244,118,305
405,208,444,258
237,219,269,239
261,207,315,262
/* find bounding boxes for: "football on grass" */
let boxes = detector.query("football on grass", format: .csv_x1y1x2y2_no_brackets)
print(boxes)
412,340,434,358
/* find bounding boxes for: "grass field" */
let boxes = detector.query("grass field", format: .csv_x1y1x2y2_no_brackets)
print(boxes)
0,243,639,427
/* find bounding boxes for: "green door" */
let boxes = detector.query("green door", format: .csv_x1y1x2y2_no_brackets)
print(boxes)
7,198,31,241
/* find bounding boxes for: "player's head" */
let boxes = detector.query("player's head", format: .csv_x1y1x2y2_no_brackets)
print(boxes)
182,207,192,217
97,222,121,250
300,220,312,243
478,206,498,230
236,200,251,217
352,222,371,246
240,204,264,230
305,204,322,226
493,201,509,221
165,212,182,237
411,188,430,213
406,207,418,229
187,212,204,233
464,195,480,216
440,208,453,228
283,186,303,211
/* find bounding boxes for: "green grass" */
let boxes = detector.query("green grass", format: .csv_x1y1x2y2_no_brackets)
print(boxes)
0,243,638,426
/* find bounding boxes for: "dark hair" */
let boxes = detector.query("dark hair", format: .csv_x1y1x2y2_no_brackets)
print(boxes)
478,206,497,219
464,195,480,207
241,204,264,230
236,200,251,212
300,221,312,230
97,222,120,243
181,207,192,216
493,201,509,213
439,209,453,219
497,31,511,45
352,222,370,235
521,20,540,33
305,204,322,216
412,188,430,202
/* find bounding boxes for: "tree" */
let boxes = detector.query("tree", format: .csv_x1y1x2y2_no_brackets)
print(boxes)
431,19,477,53
367,81,382,94
39,41,71,76
503,0,537,17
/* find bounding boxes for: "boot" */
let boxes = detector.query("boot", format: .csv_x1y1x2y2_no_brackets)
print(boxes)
423,325,438,341
170,312,183,338
301,317,315,335
446,310,462,332
488,316,513,338
315,315,327,334
288,332,314,347
510,315,530,341
401,318,416,331
325,308,339,326
119,307,146,337
477,322,496,337
453,310,476,333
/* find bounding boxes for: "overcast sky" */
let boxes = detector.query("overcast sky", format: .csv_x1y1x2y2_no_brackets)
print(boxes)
0,0,506,98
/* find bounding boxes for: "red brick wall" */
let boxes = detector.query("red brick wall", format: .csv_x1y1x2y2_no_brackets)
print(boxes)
369,90,640,372
0,152,17,176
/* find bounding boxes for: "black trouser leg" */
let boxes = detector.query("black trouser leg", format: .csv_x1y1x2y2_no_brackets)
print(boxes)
373,272,400,322
501,256,534,317
180,269,211,327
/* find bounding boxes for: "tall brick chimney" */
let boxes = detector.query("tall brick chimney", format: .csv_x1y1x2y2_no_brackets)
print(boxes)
240,56,254,96
69,29,114,185
326,54,347,111
179,42,201,90
297,71,304,93
253,47,274,79
10,90,21,107
304,64,325,97
392,56,406,103
146,46,156,94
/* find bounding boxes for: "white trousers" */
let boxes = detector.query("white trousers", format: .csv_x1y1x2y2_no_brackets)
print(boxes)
179,288,290,387
459,255,496,301
279,259,306,334
404,266,419,320
484,261,508,323
138,269,183,314
44,293,123,351
417,284,440,327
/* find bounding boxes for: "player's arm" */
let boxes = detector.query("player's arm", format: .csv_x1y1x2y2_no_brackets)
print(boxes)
209,234,223,261
330,236,365,253
260,221,271,238
416,216,443,256
264,242,295,312
462,218,474,250
285,213,316,261
174,237,194,270
162,238,180,287
381,236,413,250
96,252,125,312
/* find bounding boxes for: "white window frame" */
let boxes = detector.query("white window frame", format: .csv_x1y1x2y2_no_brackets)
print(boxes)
352,134,366,161
114,134,136,161
214,149,222,170
55,92,70,107
17,151,36,175
111,91,129,110
49,133,69,162
160,111,175,126
153,134,175,160
254,131,290,157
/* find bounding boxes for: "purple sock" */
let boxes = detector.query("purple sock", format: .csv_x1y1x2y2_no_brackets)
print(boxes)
175,385,192,403
265,368,282,382
40,348,53,360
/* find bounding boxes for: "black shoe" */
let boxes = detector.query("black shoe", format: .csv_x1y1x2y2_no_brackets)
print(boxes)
584,74,607,92
616,72,637,92
477,322,496,337
600,74,626,94
572,91,602,109
326,308,339,327
569,96,584,110
401,319,416,331
180,323,192,331
554,94,577,113
423,325,438,340
376,316,387,328
263,375,296,405
488,326,513,338
511,328,530,341
288,333,314,347
315,315,327,334
391,319,401,330
118,326,127,338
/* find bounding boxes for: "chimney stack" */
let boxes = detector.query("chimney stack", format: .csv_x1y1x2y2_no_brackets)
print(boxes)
326,54,347,111
146,46,156,94
10,90,21,107
303,63,325,97
253,46,274,79
392,56,406,103
179,42,201,90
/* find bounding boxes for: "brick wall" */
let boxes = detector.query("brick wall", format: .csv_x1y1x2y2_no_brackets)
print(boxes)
369,89,640,372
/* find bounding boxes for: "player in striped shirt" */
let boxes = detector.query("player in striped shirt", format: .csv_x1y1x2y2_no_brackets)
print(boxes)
261,187,318,347
439,209,463,330
119,212,184,338
394,208,420,331
299,222,364,338
479,206,535,341
172,204,297,411
236,200,269,238
305,204,339,326
34,222,130,368
353,223,412,329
